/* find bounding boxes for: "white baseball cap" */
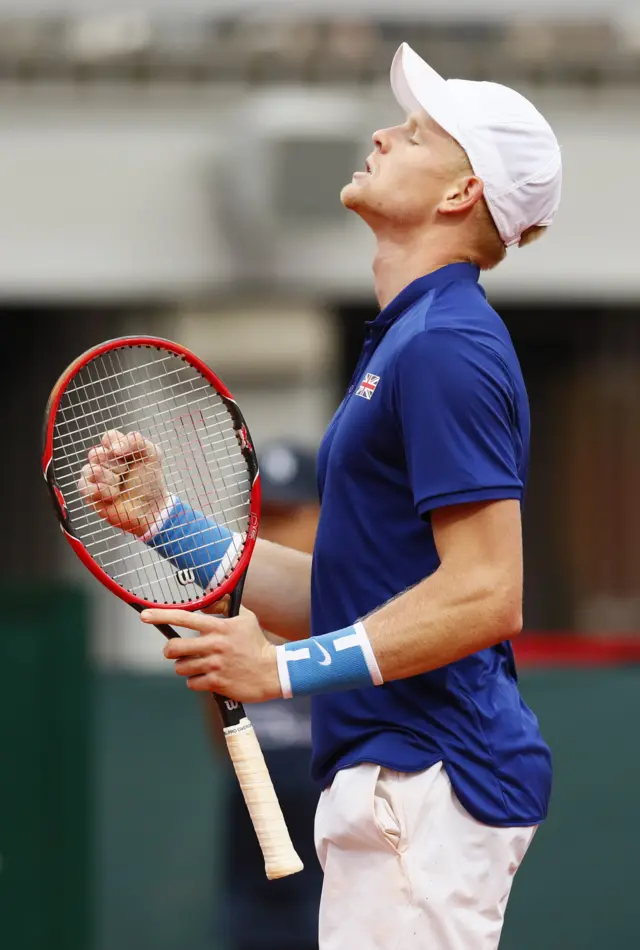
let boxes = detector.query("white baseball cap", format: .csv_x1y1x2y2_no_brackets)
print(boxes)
390,42,562,248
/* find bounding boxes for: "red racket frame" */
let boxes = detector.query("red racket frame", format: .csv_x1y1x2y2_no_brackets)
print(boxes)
42,335,261,612
43,338,306,881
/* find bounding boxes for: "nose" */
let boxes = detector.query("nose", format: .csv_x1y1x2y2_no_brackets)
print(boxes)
372,127,391,153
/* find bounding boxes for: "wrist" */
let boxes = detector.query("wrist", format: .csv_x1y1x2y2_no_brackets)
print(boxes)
143,497,241,589
276,622,383,699
266,644,283,701
139,494,178,540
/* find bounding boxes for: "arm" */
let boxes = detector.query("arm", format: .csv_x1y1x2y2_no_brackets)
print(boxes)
362,326,524,680
365,498,522,681
200,539,312,640
241,540,312,641
77,429,312,639
148,500,522,703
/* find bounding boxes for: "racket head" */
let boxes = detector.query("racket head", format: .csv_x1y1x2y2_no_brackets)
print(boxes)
43,335,260,611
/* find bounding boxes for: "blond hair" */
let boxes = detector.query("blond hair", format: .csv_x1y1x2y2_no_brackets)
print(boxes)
455,150,547,270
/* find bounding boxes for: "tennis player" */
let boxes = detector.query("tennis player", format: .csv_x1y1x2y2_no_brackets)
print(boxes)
80,43,562,950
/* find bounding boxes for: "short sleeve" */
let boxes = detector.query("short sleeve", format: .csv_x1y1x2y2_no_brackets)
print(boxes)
393,328,524,516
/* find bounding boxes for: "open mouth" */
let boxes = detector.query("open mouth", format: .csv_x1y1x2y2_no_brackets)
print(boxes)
352,157,374,182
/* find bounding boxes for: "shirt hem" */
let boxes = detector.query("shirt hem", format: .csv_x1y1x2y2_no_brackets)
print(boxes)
321,755,547,828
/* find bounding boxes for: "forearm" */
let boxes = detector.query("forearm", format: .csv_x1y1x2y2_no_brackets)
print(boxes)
366,564,522,681
142,498,312,640
275,563,521,701
243,538,312,641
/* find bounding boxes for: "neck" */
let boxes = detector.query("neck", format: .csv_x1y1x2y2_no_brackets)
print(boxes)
372,230,472,310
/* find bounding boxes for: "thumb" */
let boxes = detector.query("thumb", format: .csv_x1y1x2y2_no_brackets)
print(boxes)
202,595,230,618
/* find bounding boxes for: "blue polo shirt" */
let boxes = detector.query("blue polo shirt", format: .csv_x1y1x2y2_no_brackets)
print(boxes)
310,263,552,827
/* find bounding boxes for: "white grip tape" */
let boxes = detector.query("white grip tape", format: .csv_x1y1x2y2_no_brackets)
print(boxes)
224,718,304,880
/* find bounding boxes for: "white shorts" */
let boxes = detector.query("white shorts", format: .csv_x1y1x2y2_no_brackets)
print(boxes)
314,761,536,950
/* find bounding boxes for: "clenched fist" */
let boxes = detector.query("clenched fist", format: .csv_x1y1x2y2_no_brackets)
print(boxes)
78,429,171,537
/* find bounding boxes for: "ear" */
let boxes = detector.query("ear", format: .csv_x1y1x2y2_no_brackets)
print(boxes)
438,175,485,218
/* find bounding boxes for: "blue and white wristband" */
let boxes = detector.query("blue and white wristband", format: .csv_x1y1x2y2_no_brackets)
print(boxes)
142,496,243,590
276,622,384,698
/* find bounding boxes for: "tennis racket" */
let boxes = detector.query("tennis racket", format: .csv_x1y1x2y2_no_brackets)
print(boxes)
42,335,303,880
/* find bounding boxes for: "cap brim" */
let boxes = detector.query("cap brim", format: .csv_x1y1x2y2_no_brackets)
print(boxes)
390,43,462,144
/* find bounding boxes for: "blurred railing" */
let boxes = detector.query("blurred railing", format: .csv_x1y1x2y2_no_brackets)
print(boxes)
0,14,638,85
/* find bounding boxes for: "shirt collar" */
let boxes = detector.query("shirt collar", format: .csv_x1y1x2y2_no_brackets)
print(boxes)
368,263,481,329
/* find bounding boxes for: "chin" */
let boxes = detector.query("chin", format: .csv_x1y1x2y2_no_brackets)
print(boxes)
340,178,371,211
340,181,359,209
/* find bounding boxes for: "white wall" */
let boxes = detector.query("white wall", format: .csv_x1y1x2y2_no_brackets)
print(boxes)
0,81,637,302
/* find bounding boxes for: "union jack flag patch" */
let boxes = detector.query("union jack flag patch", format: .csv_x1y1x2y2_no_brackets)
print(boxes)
356,373,380,400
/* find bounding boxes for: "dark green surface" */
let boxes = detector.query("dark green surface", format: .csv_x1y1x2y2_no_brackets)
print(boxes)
94,668,640,950
501,669,639,949
93,674,225,950
0,586,92,950
94,667,640,950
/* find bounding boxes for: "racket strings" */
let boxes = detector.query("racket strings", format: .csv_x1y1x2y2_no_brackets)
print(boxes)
55,352,172,600
52,346,252,604
51,382,233,447
56,376,248,599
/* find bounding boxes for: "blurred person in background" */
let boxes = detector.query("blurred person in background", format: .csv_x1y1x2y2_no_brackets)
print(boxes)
208,441,322,950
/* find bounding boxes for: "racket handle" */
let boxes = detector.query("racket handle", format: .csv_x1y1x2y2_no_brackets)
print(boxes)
153,622,180,640
224,718,304,880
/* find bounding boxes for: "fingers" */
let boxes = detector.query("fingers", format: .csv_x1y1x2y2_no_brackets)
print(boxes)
201,595,230,618
79,445,124,499
87,445,110,467
185,674,220,693
174,654,220,677
78,471,115,503
80,460,120,488
163,632,225,663
161,635,227,693
101,430,161,466
78,430,162,503
78,459,121,503
142,608,227,639
201,599,252,620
